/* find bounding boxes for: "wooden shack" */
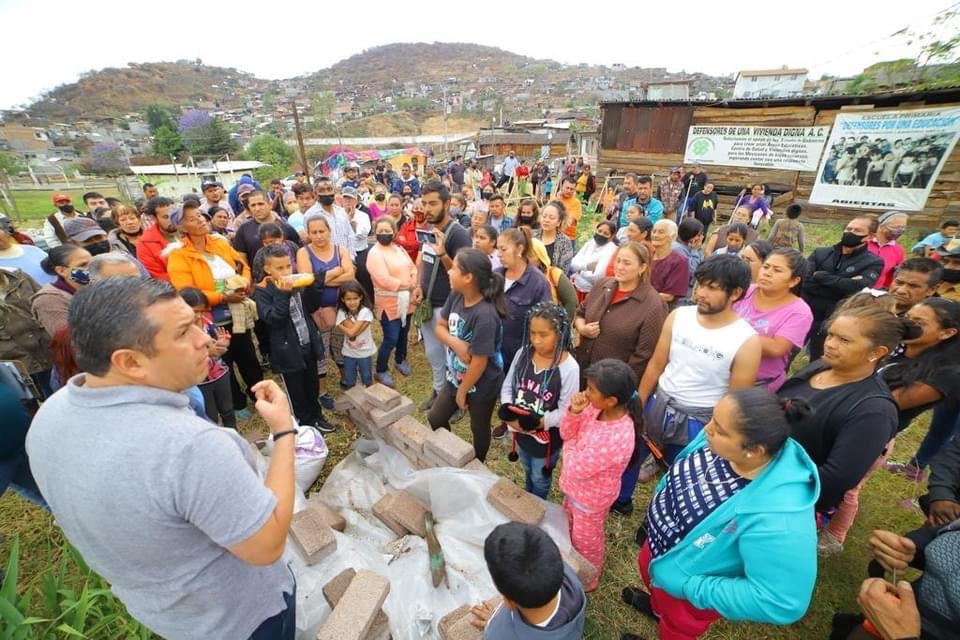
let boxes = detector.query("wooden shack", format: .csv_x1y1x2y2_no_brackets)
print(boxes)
599,88,960,226
478,129,568,160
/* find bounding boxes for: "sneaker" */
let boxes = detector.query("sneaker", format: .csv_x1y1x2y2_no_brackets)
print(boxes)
817,528,844,557
450,408,465,424
375,371,396,388
235,408,252,420
318,394,335,410
610,499,634,516
313,418,336,434
395,361,412,377
621,587,658,620
492,423,509,439
420,389,438,412
638,457,659,483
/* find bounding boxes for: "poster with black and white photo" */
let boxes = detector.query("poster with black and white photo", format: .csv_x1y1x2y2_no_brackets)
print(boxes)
809,106,960,211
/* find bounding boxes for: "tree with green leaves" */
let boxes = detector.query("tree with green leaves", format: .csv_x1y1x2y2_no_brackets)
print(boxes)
244,134,295,172
153,125,185,157
145,104,179,134
0,151,25,176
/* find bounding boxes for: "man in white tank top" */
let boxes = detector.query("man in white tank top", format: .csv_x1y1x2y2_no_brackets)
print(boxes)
613,255,761,516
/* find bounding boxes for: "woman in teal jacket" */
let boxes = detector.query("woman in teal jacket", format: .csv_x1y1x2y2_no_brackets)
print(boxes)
622,387,820,640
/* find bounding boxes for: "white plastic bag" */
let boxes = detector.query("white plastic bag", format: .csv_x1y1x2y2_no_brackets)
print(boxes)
263,426,329,491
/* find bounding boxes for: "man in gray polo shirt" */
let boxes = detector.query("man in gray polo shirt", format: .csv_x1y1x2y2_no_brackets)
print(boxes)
26,277,299,640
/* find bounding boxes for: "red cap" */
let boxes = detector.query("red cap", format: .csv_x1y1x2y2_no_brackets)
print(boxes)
52,193,71,204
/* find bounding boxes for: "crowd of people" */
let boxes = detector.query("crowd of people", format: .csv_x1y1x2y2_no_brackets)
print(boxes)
1,150,959,640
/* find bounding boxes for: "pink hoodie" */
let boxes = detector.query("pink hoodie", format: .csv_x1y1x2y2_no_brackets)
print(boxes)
559,408,635,512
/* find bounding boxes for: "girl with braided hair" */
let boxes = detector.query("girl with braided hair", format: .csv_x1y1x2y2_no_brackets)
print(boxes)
498,303,580,499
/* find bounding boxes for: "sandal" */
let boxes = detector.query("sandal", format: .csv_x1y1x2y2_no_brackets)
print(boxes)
621,587,658,619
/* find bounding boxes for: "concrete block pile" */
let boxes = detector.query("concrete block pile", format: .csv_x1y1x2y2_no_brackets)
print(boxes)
322,568,391,640
372,490,429,538
316,569,391,640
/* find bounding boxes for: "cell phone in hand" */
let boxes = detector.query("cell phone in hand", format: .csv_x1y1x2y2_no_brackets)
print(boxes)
415,229,437,244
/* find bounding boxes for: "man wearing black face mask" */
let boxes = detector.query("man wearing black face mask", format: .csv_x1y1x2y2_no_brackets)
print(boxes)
63,217,112,256
44,193,83,248
802,216,884,360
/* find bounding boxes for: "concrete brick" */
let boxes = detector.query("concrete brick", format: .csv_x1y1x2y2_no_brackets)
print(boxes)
562,548,599,590
317,570,390,640
369,396,415,429
372,493,407,536
289,509,337,565
373,491,428,537
486,478,545,525
424,428,475,467
418,446,448,468
361,383,403,411
391,416,432,453
305,496,347,532
462,458,492,475
347,407,377,436
438,604,482,640
344,385,373,412
323,568,391,639
333,394,354,413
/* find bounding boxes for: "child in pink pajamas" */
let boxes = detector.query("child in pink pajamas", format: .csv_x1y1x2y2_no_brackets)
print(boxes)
559,359,641,591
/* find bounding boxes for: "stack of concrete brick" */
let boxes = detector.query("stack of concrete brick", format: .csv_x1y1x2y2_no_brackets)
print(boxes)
486,478,545,525
322,568,391,640
372,490,429,537
438,596,503,640
340,384,415,439
316,569,391,640
379,414,491,474
289,508,338,566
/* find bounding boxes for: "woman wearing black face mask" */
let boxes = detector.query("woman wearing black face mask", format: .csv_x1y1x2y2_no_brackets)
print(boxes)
513,198,540,231
367,217,418,387
31,245,93,336
570,221,618,303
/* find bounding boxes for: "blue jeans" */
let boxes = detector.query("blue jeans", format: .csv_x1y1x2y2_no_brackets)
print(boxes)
616,400,707,505
342,355,373,387
519,445,561,500
913,402,960,469
250,584,296,640
376,313,411,373
0,447,49,511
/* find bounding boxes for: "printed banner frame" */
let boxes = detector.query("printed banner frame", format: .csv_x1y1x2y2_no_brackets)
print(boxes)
683,125,830,171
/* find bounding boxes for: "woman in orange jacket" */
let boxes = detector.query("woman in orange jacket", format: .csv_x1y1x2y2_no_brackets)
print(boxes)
166,202,263,415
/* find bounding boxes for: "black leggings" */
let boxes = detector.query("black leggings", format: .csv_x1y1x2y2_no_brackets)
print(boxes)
199,373,236,429
222,331,264,410
281,368,322,427
427,376,502,462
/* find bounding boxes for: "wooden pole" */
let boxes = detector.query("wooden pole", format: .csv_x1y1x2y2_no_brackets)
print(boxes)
291,101,310,179
0,169,22,222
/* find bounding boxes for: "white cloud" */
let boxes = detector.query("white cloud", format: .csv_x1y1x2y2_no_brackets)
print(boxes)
0,0,952,110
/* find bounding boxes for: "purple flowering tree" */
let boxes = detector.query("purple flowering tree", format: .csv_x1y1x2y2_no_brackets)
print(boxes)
89,142,129,175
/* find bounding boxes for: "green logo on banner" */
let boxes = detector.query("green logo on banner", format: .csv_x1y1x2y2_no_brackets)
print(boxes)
688,137,714,157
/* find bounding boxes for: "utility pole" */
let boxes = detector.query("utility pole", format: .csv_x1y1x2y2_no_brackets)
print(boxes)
443,86,449,156
291,101,310,179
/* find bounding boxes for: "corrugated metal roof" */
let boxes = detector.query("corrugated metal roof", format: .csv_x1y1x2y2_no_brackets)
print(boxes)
737,68,809,78
600,85,960,109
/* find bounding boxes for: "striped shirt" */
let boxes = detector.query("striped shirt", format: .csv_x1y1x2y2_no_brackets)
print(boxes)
647,447,750,558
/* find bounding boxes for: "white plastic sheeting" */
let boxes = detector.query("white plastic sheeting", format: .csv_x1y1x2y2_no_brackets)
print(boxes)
280,438,573,639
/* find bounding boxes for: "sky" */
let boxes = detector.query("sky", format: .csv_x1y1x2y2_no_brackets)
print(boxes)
1,0,956,110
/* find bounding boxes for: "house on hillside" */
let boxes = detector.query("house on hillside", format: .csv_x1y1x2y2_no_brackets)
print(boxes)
0,124,54,161
733,67,808,99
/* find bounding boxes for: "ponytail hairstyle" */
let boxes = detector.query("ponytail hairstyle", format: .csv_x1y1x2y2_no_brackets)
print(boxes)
617,241,652,285
41,245,84,276
882,297,960,390
179,286,208,309
826,303,922,368
583,359,645,467
727,387,812,458
500,227,535,263
766,247,806,295
541,200,566,230
596,220,618,245
746,239,774,263
454,248,507,317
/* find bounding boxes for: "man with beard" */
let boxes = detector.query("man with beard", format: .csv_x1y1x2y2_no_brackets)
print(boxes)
232,191,301,267
413,183,472,413
43,193,83,248
802,216,884,360
937,242,960,301
304,178,354,258
611,255,760,514
888,258,942,316
137,197,179,281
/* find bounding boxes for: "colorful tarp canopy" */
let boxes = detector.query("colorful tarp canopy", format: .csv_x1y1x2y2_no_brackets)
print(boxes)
318,147,433,175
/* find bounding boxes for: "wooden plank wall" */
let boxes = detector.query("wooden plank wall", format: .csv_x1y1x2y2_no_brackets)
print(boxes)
479,143,567,158
599,102,960,228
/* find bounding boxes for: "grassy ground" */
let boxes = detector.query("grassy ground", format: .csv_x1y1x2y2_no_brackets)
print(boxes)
0,214,930,639
1,188,123,226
